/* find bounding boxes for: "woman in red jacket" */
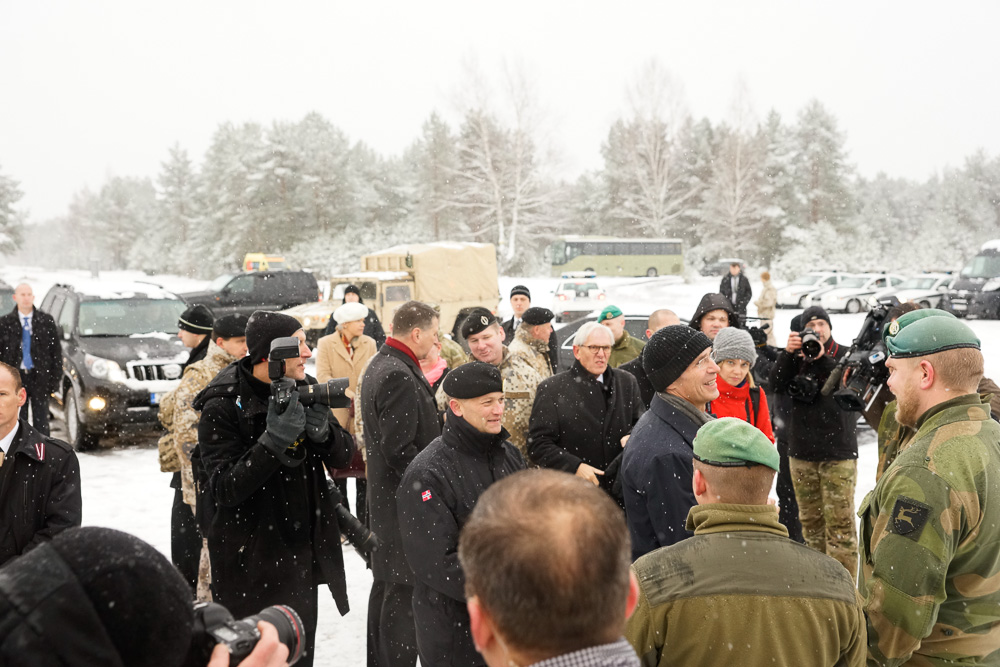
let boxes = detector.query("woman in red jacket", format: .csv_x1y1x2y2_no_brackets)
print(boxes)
709,327,774,442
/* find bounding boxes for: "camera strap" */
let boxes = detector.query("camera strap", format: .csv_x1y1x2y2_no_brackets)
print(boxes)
748,387,760,425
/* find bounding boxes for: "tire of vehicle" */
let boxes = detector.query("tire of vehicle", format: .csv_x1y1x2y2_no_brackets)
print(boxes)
846,299,861,314
798,295,808,308
65,389,99,452
646,267,658,277
918,300,932,309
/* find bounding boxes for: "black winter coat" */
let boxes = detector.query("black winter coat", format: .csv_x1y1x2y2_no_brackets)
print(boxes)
193,358,355,616
620,395,704,560
620,356,656,410
397,412,525,667
0,421,81,566
0,307,62,394
770,340,857,461
361,342,442,584
502,317,559,373
719,272,753,315
527,361,643,502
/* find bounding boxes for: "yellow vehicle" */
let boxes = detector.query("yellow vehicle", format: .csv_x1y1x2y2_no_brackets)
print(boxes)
242,253,286,272
549,236,683,277
283,243,500,344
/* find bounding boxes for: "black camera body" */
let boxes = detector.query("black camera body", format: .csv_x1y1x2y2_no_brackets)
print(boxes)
787,372,822,404
797,329,824,359
267,336,351,414
184,601,304,666
823,298,896,412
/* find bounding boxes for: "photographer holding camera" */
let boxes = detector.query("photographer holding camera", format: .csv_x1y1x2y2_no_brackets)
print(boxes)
770,306,858,579
193,311,356,667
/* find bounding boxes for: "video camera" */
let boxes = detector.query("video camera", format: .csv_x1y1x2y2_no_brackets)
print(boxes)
184,601,304,666
821,297,899,411
327,480,381,565
267,337,351,414
737,315,770,348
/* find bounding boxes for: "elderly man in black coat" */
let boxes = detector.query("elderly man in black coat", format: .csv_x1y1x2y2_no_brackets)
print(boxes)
398,362,526,667
361,300,443,667
527,322,643,506
194,311,355,667
620,326,719,560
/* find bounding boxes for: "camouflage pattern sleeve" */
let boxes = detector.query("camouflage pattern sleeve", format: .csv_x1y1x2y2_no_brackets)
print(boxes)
500,354,541,459
171,364,215,506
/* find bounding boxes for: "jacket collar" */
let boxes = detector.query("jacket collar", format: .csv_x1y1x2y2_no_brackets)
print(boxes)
685,503,788,537
612,330,633,351
6,419,47,462
570,359,612,386
648,394,708,445
514,323,549,355
380,342,434,394
915,392,990,431
442,409,509,456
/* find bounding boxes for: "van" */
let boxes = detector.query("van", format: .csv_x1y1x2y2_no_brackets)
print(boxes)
242,253,286,272
944,240,1000,318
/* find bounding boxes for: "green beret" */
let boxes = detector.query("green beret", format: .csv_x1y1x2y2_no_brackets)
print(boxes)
884,308,980,358
599,305,623,322
693,418,779,471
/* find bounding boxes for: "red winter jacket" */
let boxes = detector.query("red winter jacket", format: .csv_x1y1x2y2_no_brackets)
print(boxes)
709,376,775,442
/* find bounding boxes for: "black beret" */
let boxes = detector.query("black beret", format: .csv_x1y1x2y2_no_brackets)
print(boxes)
178,304,214,334
246,310,303,363
443,361,503,399
461,309,499,339
510,285,531,300
521,307,554,326
213,313,248,339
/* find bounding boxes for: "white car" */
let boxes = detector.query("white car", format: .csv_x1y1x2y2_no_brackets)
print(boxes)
777,272,852,308
551,278,607,322
875,273,954,309
819,274,906,313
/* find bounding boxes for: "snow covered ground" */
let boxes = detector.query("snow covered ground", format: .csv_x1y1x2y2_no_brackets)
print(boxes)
4,264,1000,665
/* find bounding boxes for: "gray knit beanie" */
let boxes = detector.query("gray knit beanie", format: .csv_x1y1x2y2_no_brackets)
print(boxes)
711,327,757,365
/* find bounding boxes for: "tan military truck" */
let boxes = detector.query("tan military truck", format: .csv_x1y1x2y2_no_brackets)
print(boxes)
284,242,501,345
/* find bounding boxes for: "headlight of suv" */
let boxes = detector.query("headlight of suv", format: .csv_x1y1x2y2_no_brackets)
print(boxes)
982,278,1000,292
85,354,127,382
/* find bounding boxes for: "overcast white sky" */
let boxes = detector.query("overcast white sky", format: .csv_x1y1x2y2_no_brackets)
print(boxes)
3,1,999,222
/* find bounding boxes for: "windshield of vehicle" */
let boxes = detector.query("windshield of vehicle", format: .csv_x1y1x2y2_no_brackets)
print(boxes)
208,274,235,292
792,275,824,286
839,277,868,288
559,282,599,296
961,254,1000,279
78,299,187,336
898,277,938,290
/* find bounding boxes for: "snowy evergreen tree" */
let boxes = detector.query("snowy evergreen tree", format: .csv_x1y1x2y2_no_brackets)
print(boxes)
757,110,798,267
151,144,199,273
408,112,460,241
0,165,25,255
793,99,854,229
91,176,156,270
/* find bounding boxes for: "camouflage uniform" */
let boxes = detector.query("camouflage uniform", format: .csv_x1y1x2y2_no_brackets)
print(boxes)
157,340,238,601
609,329,645,369
439,334,467,370
859,393,1000,666
436,346,542,458
789,457,858,579
507,322,553,381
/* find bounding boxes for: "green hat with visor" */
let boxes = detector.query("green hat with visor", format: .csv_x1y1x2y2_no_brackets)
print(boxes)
692,417,779,471
883,308,980,358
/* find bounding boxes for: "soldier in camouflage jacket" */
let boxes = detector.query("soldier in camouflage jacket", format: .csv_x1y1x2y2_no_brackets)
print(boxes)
858,310,1000,666
507,306,555,380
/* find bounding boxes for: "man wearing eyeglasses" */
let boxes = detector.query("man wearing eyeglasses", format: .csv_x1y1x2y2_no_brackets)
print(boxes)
528,322,643,508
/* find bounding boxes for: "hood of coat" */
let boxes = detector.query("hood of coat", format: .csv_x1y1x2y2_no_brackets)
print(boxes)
690,293,736,330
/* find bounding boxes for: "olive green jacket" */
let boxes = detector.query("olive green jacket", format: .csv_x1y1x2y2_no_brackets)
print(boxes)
627,503,866,667
860,393,1000,666
609,330,645,369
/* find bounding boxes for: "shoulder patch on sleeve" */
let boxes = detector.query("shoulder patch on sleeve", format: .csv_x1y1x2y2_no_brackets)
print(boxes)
891,496,931,539
505,391,530,399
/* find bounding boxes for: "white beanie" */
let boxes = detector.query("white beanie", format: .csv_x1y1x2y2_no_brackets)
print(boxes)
334,302,369,325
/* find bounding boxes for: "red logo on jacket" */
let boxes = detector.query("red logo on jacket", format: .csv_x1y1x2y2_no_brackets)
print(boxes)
421,490,432,502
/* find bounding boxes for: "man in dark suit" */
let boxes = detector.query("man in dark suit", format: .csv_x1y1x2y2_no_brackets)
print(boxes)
0,284,61,435
719,263,752,320
361,300,443,667
501,285,559,373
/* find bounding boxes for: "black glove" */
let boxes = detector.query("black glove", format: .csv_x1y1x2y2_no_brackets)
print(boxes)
304,402,331,443
259,392,307,466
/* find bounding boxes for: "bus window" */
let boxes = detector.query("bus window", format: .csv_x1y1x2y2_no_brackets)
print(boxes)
551,240,567,265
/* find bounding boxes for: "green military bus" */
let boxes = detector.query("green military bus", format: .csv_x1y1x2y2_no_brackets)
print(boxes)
549,236,684,277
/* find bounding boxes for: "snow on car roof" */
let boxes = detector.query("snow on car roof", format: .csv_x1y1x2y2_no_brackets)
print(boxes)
59,280,180,300
981,239,1000,251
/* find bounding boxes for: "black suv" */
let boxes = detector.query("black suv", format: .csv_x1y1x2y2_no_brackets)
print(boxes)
40,282,190,450
178,271,320,317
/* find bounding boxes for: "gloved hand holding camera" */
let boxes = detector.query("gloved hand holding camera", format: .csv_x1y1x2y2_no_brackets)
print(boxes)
304,402,330,443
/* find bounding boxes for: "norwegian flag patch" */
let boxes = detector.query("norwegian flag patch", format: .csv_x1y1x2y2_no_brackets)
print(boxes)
421,490,432,502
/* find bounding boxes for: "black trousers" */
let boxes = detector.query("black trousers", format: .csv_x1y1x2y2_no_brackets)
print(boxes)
776,445,804,543
170,478,201,591
368,579,417,667
19,369,50,436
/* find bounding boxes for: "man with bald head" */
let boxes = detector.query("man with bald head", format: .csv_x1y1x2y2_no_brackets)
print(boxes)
620,309,681,409
0,283,61,435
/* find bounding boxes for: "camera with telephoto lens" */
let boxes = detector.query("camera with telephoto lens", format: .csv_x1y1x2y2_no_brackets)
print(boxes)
796,329,824,360
183,601,304,666
327,480,381,565
787,373,821,404
821,297,898,412
267,336,351,414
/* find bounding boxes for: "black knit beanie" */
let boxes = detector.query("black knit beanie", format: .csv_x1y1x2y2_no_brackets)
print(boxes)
801,305,832,330
246,310,303,363
643,324,713,391
51,527,194,667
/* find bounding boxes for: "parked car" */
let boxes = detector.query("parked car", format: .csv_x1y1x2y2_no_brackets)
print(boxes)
701,258,746,277
551,278,607,323
40,282,190,450
819,274,905,313
0,280,13,308
555,312,690,353
875,273,954,309
944,241,1000,318
776,272,852,308
179,270,320,318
